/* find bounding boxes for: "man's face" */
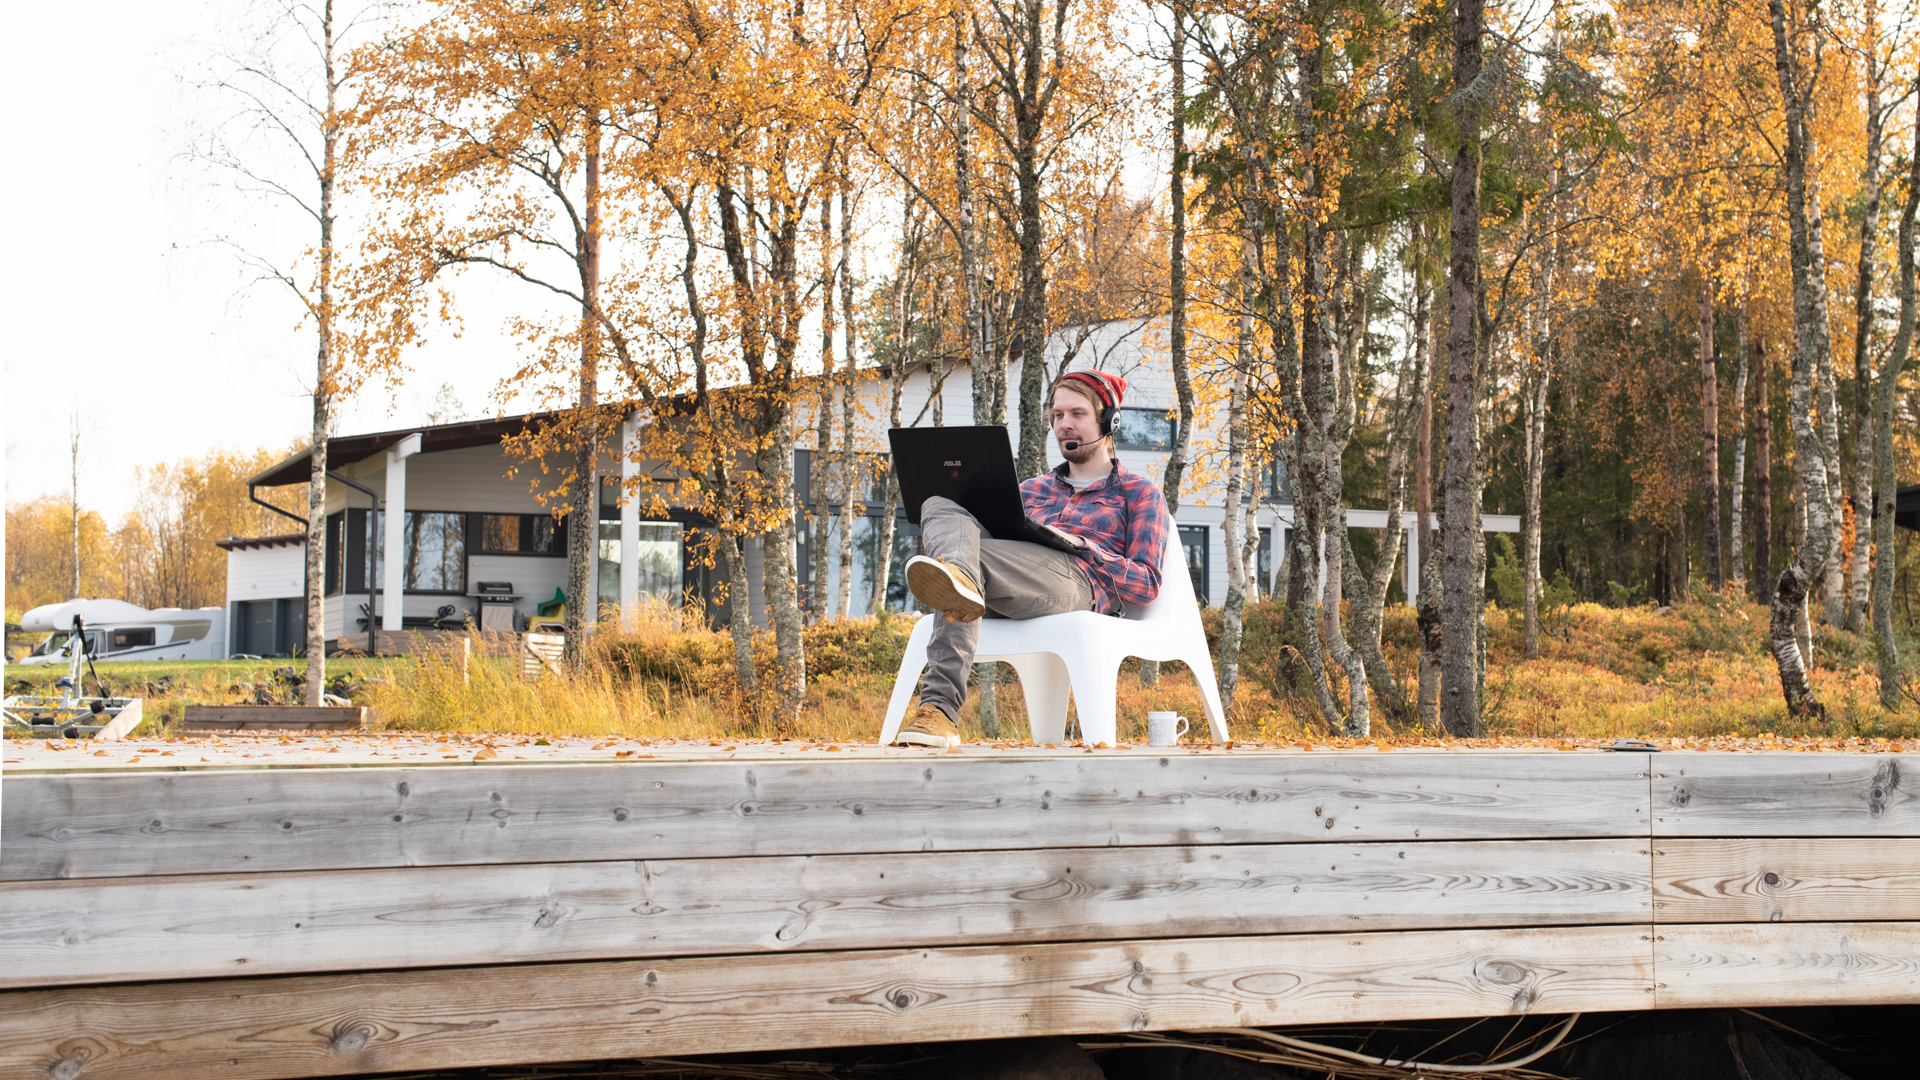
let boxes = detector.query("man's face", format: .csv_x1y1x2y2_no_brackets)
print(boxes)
1051,387,1103,464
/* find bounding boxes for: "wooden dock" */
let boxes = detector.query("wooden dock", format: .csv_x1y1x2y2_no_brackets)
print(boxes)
1,747,1915,1079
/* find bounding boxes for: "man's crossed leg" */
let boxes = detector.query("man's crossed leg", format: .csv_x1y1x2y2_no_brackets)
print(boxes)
895,496,1094,747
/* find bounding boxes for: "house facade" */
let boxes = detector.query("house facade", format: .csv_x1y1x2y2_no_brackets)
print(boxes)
227,319,1516,656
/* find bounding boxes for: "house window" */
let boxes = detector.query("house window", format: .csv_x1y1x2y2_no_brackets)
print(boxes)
1179,525,1210,604
597,521,686,614
1114,407,1176,451
1257,527,1272,585
1263,459,1290,501
403,512,467,592
479,514,520,552
476,514,567,555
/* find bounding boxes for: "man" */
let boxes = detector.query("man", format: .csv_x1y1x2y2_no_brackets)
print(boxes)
892,370,1172,747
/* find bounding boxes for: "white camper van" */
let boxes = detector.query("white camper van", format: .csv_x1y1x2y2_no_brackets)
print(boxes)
16,599,227,664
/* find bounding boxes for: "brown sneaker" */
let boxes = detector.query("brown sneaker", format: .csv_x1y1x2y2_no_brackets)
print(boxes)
906,556,984,622
894,703,962,747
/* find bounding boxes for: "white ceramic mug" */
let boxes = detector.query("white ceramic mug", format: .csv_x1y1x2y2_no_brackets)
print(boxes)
1146,711,1190,747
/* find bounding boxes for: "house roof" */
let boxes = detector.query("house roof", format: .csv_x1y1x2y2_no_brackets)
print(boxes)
215,533,307,551
249,413,551,487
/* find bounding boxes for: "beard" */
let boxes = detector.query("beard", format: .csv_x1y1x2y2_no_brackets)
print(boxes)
1060,437,1104,465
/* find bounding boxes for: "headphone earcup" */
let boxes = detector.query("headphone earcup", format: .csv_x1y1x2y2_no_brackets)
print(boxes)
1101,406,1117,437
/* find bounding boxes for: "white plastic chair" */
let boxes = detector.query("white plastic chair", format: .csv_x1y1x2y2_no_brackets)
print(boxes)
879,540,1230,746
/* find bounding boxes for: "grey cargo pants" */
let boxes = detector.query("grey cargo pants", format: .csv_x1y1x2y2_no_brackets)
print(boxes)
915,496,1094,721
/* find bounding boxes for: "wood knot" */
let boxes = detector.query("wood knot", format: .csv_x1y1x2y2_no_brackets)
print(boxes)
46,1040,102,1080
612,807,629,821
1763,872,1781,887
1671,787,1691,807
1869,760,1900,817
327,1020,380,1055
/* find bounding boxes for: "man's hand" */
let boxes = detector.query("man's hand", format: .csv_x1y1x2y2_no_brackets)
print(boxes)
1041,522,1087,550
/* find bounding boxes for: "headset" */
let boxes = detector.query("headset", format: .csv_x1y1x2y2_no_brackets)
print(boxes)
1058,376,1118,451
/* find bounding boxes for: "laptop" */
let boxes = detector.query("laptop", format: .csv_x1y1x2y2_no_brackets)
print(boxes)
888,426,1083,554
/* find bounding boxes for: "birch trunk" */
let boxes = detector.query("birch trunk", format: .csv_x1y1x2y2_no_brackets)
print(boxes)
1218,297,1251,715
1352,296,1419,723
303,0,338,704
1699,272,1722,590
1819,336,1845,627
1416,278,1441,730
810,395,830,621
956,12,1002,731
871,191,918,617
563,114,602,671
1846,11,1884,633
671,185,756,695
1318,298,1368,734
1730,300,1750,588
1008,0,1058,481
1522,258,1550,657
1440,0,1484,736
953,5,989,430
1752,332,1773,603
810,194,834,622
1873,108,1918,707
1146,5,1193,691
760,414,807,727
1767,0,1839,716
836,182,857,620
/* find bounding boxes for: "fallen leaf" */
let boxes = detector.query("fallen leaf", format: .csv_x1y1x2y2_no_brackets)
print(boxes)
722,745,737,751
472,747,498,760
93,749,110,756
614,750,634,758
947,744,965,754
824,744,842,751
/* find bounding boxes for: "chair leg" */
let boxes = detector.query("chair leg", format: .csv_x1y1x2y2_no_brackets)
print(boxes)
1003,652,1070,746
1065,651,1122,746
879,616,936,745
1184,646,1231,742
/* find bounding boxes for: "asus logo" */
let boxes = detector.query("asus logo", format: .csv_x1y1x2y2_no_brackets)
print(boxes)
944,460,962,466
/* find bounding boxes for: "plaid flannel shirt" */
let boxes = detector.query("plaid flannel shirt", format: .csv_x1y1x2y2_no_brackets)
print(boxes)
1020,459,1171,615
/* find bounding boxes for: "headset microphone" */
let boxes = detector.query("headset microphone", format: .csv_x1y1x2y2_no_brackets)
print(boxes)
1062,440,1080,451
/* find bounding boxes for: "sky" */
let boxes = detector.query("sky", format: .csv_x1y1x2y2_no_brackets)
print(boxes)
1,1,1168,525
1,1,549,522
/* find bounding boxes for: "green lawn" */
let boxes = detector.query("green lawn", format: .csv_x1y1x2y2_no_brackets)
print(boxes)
5,657,411,697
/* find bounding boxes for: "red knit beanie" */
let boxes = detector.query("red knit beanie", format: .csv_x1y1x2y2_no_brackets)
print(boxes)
1055,369,1128,410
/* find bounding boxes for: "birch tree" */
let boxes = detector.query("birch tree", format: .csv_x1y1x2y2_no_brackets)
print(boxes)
1765,0,1841,716
1872,85,1918,708
196,0,380,701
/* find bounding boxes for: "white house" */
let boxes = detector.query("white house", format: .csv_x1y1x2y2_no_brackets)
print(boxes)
227,319,1515,656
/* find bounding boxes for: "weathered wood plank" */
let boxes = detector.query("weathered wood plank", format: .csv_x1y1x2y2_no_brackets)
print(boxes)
1652,755,1919,836
92,700,145,743
1655,921,1920,1008
0,926,1652,1080
0,839,1652,988
179,705,366,731
1654,839,1920,924
0,754,1652,881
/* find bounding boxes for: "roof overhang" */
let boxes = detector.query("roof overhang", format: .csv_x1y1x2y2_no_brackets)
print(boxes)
215,534,307,552
248,414,553,487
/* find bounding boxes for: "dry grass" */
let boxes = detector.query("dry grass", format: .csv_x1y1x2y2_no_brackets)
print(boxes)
344,592,1920,742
